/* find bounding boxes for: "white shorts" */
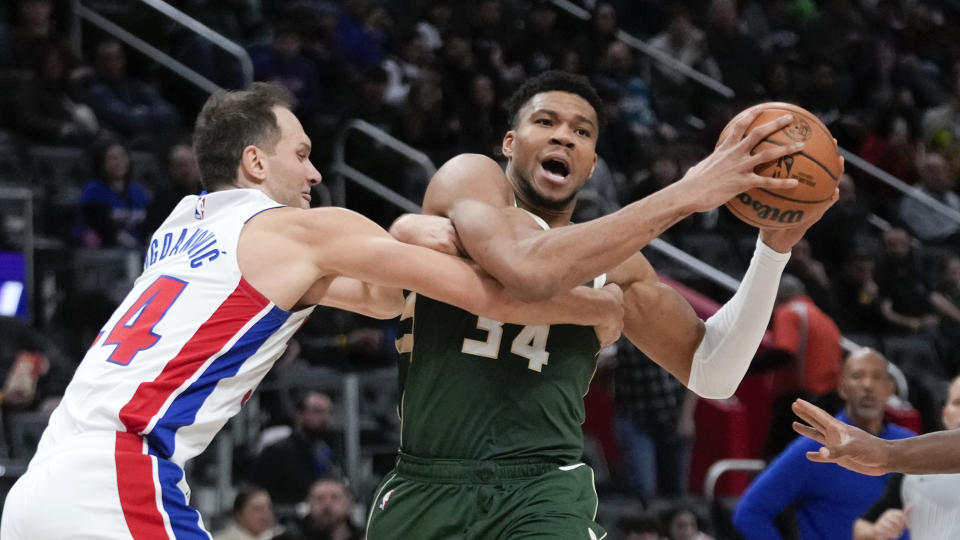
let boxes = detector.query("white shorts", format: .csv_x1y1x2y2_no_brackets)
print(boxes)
1,432,210,539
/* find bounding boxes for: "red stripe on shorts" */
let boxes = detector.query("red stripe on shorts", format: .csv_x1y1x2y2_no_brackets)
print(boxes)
115,432,168,539
118,278,269,434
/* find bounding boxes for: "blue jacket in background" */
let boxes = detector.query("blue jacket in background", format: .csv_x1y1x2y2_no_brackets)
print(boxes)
733,411,915,540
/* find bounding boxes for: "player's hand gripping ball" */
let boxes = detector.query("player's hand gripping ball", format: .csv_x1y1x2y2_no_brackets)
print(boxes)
720,102,842,229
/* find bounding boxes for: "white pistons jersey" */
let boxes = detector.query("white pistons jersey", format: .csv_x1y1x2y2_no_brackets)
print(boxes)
38,188,314,466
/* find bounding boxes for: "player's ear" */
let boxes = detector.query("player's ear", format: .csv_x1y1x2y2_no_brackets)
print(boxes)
588,153,597,179
502,130,515,158
239,145,267,184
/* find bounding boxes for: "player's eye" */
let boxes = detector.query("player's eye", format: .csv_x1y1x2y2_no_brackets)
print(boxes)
575,128,591,137
535,118,552,126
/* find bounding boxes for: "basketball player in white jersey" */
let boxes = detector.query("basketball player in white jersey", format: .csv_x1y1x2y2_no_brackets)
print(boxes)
0,83,626,539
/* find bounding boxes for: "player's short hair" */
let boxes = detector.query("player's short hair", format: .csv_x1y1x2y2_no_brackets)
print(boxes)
193,82,295,191
504,70,605,131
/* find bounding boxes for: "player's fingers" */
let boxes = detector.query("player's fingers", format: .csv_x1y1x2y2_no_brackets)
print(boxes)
838,155,845,174
805,449,831,463
793,399,833,431
752,173,800,191
749,141,804,168
741,113,794,147
719,108,762,146
792,421,825,443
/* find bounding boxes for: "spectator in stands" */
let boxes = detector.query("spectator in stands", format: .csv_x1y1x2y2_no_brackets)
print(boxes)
249,391,342,506
332,0,388,71
7,0,70,75
456,73,505,157
593,41,669,143
763,274,844,457
414,2,452,54
616,512,662,540
733,347,914,540
859,109,920,197
13,45,100,145
898,151,960,247
770,274,843,398
613,341,696,498
876,227,939,334
287,478,362,540
143,143,202,236
784,239,841,318
248,25,323,124
931,255,960,375
213,486,288,540
921,59,960,145
853,375,960,540
835,249,886,344
572,2,620,71
77,140,152,248
805,174,874,275
395,70,454,167
647,6,721,124
513,2,564,73
85,39,179,145
0,315,67,414
381,30,429,107
662,504,715,540
705,0,766,99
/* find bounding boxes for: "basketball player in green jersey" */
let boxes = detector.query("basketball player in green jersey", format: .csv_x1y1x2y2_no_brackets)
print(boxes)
366,71,839,540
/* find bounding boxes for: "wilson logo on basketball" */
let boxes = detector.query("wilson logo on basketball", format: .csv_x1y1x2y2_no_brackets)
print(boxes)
734,192,804,224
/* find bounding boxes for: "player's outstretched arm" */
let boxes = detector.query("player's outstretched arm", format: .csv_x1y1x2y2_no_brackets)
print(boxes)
419,111,803,302
607,233,790,398
284,206,623,333
792,398,960,475
301,276,405,320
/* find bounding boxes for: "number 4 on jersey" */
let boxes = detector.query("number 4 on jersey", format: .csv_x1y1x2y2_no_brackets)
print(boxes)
462,317,550,372
102,275,188,365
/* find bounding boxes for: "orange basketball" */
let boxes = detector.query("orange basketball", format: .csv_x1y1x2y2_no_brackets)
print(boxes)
719,102,842,229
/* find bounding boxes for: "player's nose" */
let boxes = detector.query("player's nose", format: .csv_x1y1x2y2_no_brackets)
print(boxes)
549,125,575,148
308,161,322,184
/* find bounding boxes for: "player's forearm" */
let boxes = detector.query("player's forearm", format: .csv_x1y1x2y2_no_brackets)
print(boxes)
478,283,614,327
453,188,696,301
686,236,790,398
885,430,960,474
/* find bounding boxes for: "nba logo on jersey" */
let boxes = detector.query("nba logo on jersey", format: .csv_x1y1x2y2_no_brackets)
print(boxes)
379,489,396,510
195,195,207,219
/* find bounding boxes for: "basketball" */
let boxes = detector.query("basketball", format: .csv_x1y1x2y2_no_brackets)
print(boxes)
718,102,842,229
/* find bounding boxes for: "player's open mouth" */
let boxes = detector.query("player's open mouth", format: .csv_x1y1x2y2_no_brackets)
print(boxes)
540,158,570,184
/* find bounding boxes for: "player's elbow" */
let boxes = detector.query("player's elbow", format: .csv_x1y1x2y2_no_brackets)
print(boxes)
495,267,561,302
364,288,405,320
692,385,736,400
366,299,404,320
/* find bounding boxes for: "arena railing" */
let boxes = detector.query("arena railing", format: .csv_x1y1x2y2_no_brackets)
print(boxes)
329,119,437,213
70,0,253,94
549,0,960,228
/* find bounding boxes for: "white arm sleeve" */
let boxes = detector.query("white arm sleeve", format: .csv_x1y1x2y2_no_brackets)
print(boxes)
686,235,791,399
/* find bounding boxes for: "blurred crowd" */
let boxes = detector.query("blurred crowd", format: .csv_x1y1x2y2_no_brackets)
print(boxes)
2,0,960,537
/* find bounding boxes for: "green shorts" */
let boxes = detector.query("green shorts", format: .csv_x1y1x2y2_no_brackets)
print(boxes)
365,454,607,540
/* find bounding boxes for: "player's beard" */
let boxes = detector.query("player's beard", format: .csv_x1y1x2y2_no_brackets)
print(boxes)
514,171,579,213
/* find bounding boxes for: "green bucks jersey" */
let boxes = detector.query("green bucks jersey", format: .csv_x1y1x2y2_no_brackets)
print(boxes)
394,273,604,463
